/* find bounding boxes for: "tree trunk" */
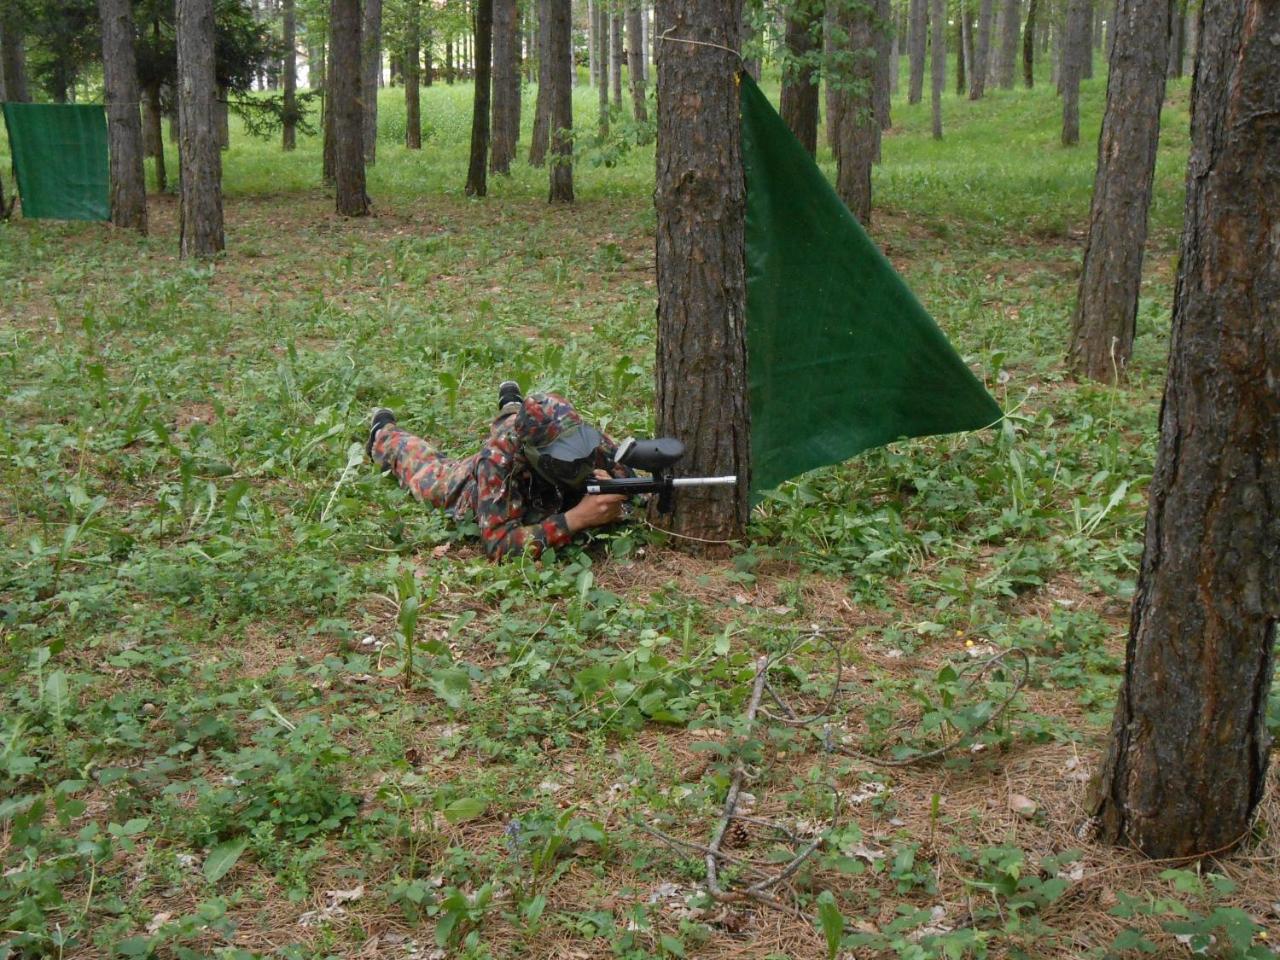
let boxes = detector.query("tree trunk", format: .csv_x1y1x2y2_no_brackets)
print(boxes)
466,0,493,196
405,0,421,148
1082,0,1094,78
99,0,148,233
332,0,370,214
596,2,609,135
627,2,649,122
824,4,843,159
177,0,224,256
1166,0,1182,78
323,39,337,182
144,82,167,192
530,0,552,164
547,0,573,200
490,0,517,173
957,0,968,94
1182,4,1196,73
970,0,994,97
0,15,30,102
1068,0,1171,381
446,37,454,82
1089,0,1280,859
890,16,900,94
874,0,892,134
908,0,927,103
833,0,880,221
779,2,819,156
1060,0,1087,144
998,0,1019,86
930,0,945,138
654,0,749,549
611,12,623,108
1022,0,1037,85
588,0,598,84
283,0,297,149
361,0,381,163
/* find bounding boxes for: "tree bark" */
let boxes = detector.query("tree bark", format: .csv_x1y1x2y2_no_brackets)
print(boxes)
283,0,298,150
1022,0,1037,85
1060,0,1088,144
596,3,610,135
610,12,623,108
547,0,573,201
874,0,892,134
405,0,421,148
957,0,968,94
446,37,454,82
466,0,493,195
361,0,381,163
323,39,337,182
627,2,649,122
653,0,749,548
332,0,370,214
908,0,927,103
588,0,598,85
930,0,945,139
0,14,30,102
779,1,819,156
1166,0,1182,78
490,0,517,172
530,0,552,164
99,0,148,233
833,0,879,220
970,0,994,97
824,4,842,159
177,0,224,256
1089,0,1280,859
143,82,166,192
998,0,1019,86
1068,0,1172,381
1083,0,1095,78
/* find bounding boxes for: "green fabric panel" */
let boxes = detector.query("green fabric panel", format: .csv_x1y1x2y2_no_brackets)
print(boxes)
2,103,109,221
740,73,1002,498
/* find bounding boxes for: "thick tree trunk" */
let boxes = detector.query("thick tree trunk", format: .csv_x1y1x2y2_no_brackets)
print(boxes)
1060,0,1088,144
361,0,382,163
596,2,609,135
490,0,517,173
405,0,421,148
874,0,892,134
332,0,369,214
0,16,30,102
144,83,167,192
833,1,879,221
283,0,297,149
547,0,573,201
1022,0,1037,85
177,0,224,256
653,0,749,548
908,0,927,103
970,0,994,97
930,0,945,138
627,2,649,122
998,0,1019,86
1068,0,1172,381
779,2,819,156
466,0,493,196
611,12,623,108
530,0,552,164
1083,0,1095,78
1089,0,1279,859
99,0,148,233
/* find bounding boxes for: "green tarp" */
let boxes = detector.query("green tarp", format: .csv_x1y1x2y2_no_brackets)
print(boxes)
741,74,1002,497
2,103,109,221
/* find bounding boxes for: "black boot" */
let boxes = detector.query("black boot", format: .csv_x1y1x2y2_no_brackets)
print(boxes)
367,408,397,460
497,380,523,411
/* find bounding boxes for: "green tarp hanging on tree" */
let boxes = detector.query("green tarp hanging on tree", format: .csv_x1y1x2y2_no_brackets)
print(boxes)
740,74,1001,498
2,103,109,221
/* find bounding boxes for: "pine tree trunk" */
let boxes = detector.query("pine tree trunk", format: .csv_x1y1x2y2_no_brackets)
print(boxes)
99,0,148,233
970,0,993,97
405,0,421,148
177,0,224,256
144,82,167,192
611,13,623,108
1068,0,1171,381
908,0,927,103
332,0,369,214
283,0,297,149
466,0,493,195
1082,0,1094,78
834,0,880,223
1060,0,1087,144
874,0,892,134
890,19,900,94
588,1,598,84
930,0,945,138
446,37,454,82
1166,0,1182,78
957,0,968,94
530,0,552,163
424,29,433,84
824,4,843,159
1182,5,1196,73
627,2,648,122
596,3,609,135
1022,0,1037,85
779,2,819,156
0,15,30,102
653,0,749,549
490,0,517,172
1089,0,1280,859
547,0,573,200
998,0,1019,86
323,40,337,182
361,0,381,163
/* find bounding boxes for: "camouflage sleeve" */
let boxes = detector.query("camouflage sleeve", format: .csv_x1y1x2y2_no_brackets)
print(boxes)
473,455,574,561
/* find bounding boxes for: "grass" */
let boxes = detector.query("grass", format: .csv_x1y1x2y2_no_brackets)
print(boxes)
4,67,1278,960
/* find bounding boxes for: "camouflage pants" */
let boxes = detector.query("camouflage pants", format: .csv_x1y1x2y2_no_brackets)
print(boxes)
371,427,479,512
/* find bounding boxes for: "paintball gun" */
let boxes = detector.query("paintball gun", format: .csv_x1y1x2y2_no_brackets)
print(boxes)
585,437,738,514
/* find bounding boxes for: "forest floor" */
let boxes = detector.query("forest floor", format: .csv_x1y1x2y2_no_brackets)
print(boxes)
4,73,1279,960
